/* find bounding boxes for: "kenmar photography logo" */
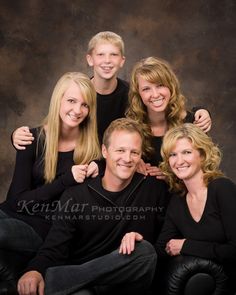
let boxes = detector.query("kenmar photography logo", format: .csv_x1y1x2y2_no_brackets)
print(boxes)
17,198,163,221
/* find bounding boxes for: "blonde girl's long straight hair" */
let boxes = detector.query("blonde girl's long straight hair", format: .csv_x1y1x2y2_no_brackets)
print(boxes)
41,72,101,183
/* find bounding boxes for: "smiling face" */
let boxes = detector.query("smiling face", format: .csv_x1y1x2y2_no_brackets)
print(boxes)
102,130,142,190
86,41,125,81
168,137,203,181
59,81,89,130
137,74,171,115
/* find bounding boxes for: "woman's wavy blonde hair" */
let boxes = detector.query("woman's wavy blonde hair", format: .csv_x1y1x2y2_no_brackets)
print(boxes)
41,72,101,183
126,57,187,157
160,123,224,194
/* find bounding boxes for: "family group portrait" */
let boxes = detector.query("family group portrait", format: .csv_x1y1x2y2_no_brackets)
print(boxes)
0,1,235,294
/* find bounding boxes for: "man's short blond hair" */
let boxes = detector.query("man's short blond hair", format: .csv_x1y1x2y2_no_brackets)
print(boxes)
87,31,125,56
102,118,144,153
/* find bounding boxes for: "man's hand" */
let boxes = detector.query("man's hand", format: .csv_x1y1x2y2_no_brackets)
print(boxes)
17,270,44,295
119,232,143,255
194,109,212,133
13,126,34,150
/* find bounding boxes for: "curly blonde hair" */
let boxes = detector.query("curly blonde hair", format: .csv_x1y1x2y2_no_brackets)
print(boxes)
126,57,186,157
160,123,224,194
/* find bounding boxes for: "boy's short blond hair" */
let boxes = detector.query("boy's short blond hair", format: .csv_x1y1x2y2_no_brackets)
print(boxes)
87,31,125,56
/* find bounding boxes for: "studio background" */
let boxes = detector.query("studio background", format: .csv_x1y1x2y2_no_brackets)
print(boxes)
0,0,235,202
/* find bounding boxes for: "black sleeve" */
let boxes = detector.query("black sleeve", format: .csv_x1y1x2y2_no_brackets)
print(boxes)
155,197,183,257
93,158,106,175
10,129,15,149
184,106,211,124
24,191,78,276
191,106,204,113
191,105,212,119
182,178,236,264
6,130,76,203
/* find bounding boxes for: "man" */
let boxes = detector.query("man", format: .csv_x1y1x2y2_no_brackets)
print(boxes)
17,118,170,295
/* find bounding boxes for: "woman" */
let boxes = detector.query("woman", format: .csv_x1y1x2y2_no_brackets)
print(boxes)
156,123,236,293
119,123,236,293
126,57,212,178
0,72,101,252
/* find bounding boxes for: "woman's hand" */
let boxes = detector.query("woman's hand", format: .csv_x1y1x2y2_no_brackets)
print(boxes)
137,160,165,180
136,159,148,176
194,109,212,133
13,126,34,150
71,164,88,183
72,162,99,183
165,239,186,256
119,232,143,255
86,161,99,178
145,163,166,180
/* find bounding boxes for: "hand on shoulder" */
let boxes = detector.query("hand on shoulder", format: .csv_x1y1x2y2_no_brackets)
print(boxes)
13,126,34,150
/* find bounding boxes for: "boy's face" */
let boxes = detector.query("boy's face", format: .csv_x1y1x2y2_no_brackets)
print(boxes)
86,42,125,81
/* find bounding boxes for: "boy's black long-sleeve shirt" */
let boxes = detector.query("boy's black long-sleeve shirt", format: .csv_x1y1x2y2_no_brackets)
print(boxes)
96,78,129,143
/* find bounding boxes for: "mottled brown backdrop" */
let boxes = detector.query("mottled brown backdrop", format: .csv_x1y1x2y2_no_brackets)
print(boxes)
0,0,235,202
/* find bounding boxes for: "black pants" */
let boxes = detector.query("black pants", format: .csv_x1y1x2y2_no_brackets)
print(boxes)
45,240,157,295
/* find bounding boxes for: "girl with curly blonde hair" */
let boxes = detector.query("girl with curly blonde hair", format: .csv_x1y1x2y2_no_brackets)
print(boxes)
126,57,211,179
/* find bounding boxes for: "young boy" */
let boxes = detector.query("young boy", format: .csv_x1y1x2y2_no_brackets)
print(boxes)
86,31,128,142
